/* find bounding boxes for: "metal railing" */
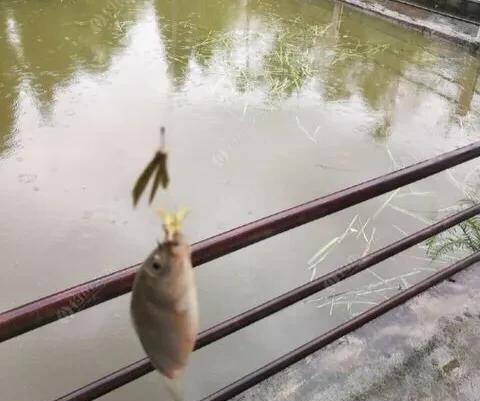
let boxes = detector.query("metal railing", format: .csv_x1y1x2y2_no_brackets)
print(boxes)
2,141,480,401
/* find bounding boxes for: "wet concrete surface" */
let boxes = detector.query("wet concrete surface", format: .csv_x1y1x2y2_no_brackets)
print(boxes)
232,263,480,401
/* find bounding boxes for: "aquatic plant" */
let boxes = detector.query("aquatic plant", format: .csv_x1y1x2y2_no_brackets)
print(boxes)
426,200,480,260
132,128,169,206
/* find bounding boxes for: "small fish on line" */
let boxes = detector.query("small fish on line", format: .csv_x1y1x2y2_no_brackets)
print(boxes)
130,210,198,401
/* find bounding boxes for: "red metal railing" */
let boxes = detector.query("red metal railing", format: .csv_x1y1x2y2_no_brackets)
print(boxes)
2,142,480,401
52,204,480,401
200,251,480,401
2,142,480,343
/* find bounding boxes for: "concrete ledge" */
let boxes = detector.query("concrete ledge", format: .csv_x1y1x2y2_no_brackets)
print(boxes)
233,263,480,400
411,0,480,23
327,0,480,52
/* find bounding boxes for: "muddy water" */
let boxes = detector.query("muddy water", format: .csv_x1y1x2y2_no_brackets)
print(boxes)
0,0,479,400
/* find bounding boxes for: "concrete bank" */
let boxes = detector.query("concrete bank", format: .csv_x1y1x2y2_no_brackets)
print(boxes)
232,262,480,400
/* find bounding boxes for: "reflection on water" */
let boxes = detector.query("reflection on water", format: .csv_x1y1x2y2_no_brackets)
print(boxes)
456,55,480,117
1,0,479,154
1,1,480,401
0,9,20,153
155,0,235,84
0,0,142,152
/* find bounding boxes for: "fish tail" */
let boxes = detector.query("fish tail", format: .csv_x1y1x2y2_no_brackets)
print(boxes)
161,374,184,401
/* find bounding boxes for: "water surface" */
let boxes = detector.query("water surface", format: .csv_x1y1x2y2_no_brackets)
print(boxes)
1,0,479,400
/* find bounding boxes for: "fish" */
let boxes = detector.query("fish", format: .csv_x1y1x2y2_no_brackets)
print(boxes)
131,232,198,399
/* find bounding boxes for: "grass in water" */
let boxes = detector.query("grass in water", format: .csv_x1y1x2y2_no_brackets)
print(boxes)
426,200,480,260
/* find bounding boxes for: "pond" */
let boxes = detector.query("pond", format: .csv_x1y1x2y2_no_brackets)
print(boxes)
1,0,479,400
